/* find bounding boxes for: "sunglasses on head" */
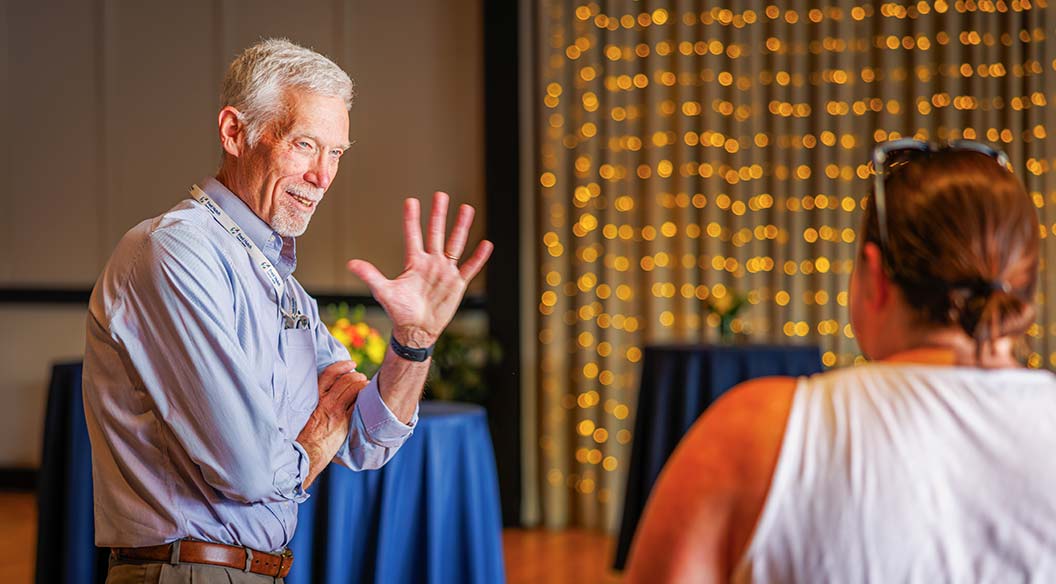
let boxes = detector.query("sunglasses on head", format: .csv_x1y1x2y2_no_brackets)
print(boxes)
869,138,1013,257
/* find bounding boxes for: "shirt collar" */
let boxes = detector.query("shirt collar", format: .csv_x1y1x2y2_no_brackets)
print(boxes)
197,177,298,279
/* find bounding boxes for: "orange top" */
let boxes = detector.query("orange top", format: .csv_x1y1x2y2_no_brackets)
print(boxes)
624,348,959,583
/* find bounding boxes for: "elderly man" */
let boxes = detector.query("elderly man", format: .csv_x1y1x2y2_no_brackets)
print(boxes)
82,38,492,583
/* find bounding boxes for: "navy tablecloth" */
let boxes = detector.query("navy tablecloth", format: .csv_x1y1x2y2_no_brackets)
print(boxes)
36,361,109,584
36,362,505,584
613,343,824,570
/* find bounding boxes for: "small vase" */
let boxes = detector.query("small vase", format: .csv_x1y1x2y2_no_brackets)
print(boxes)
719,315,735,344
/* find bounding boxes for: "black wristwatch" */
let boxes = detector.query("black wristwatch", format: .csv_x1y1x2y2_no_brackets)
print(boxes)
389,334,435,362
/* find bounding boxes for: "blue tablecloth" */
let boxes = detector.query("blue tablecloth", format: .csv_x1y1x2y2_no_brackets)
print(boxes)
36,362,505,584
613,343,823,570
287,400,506,584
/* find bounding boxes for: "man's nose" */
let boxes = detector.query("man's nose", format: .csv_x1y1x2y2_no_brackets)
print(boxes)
306,154,333,191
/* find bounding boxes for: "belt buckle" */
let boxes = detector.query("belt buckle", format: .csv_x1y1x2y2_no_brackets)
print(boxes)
277,548,294,577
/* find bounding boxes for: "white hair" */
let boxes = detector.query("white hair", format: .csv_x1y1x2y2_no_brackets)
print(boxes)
221,38,354,147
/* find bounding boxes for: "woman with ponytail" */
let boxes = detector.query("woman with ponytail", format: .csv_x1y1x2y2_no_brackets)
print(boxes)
627,141,1056,583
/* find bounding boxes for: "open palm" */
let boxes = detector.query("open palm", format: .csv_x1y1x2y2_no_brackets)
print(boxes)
346,192,493,347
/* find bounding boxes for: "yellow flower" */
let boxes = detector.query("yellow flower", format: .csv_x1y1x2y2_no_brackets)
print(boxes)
366,336,386,363
332,329,351,347
355,322,369,337
336,318,352,328
713,295,732,314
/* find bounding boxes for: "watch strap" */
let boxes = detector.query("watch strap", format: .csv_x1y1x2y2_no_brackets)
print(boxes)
389,334,435,362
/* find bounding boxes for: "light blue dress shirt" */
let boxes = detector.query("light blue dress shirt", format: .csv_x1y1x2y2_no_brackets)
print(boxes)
82,177,417,553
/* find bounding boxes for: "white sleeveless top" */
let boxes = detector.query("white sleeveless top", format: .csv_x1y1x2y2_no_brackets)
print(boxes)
733,363,1056,583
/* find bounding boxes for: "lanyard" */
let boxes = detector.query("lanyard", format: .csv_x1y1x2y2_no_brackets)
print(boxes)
189,184,310,330
189,184,286,297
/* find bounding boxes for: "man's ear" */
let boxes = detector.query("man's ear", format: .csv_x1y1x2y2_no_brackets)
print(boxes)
860,242,891,310
218,106,246,158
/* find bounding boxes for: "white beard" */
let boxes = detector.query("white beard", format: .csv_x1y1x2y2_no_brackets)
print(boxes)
270,202,314,237
270,184,324,237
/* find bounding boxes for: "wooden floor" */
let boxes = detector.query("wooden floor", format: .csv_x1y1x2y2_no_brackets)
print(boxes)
0,492,623,583
503,528,624,584
0,493,37,584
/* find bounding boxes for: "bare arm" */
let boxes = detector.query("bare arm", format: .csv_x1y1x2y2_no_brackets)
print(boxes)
625,377,796,583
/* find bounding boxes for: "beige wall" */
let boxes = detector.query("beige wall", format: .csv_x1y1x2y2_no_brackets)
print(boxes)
0,0,484,467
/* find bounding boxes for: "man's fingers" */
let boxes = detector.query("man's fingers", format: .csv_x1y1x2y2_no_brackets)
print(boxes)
403,198,423,263
426,192,449,254
347,259,388,294
318,361,356,394
345,392,362,412
332,373,370,408
445,204,475,260
459,240,494,282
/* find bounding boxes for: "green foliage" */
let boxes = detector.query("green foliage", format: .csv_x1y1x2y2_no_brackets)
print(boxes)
705,290,749,343
426,329,502,403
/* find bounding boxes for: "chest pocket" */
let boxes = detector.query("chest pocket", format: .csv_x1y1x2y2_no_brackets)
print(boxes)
280,329,319,431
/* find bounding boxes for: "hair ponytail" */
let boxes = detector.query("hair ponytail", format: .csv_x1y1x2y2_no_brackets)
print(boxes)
863,149,1039,359
948,279,1035,353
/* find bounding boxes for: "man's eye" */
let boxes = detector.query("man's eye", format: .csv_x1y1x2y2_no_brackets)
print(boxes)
297,141,313,149
330,150,344,158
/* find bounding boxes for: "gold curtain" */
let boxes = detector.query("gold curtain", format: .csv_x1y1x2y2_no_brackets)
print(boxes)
528,0,1055,530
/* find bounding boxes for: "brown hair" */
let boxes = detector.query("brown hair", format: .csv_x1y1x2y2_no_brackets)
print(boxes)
862,149,1040,349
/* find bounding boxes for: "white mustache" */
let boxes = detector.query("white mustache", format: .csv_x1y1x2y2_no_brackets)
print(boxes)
285,184,324,203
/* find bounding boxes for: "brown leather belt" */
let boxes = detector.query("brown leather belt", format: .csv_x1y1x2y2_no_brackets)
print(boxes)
112,539,293,578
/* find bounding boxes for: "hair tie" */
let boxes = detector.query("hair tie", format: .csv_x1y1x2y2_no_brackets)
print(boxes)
989,280,1012,294
950,278,1011,301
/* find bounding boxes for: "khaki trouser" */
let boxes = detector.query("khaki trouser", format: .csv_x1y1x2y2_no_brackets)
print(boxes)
106,555,285,584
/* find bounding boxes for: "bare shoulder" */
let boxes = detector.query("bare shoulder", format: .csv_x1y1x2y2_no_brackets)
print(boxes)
697,375,798,434
625,376,798,583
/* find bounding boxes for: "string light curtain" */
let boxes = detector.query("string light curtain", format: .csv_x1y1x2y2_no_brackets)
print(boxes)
528,0,1056,530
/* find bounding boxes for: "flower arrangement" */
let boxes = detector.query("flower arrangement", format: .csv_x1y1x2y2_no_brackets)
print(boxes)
323,304,501,403
325,303,386,378
705,288,748,343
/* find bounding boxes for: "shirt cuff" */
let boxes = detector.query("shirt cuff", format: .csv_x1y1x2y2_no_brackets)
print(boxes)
355,374,418,447
280,439,312,502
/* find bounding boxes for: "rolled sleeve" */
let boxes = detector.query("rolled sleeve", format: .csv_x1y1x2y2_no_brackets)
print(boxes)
357,376,418,445
278,440,312,503
333,375,418,470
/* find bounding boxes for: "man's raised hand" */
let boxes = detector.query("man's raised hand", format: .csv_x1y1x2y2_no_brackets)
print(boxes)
346,192,493,348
